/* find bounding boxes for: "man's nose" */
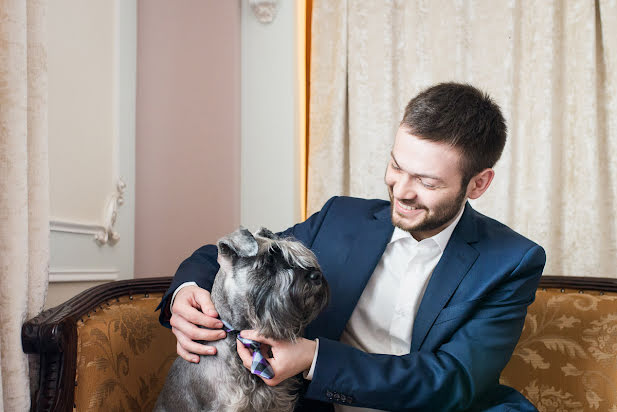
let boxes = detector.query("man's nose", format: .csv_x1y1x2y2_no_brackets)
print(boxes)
393,174,417,200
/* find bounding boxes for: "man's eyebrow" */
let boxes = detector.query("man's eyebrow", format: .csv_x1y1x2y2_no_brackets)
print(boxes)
390,151,401,167
390,151,444,182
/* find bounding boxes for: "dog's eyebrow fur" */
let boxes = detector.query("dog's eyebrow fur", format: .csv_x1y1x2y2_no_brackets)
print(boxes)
256,237,318,270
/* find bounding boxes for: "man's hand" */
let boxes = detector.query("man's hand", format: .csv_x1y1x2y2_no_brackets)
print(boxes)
170,285,225,363
236,330,317,386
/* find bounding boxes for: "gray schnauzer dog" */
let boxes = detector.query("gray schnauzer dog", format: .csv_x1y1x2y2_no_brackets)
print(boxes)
155,227,329,412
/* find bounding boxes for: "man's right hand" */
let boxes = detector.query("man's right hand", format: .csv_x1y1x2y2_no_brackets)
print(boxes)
170,285,226,363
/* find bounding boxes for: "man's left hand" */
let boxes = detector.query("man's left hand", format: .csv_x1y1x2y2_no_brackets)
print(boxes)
236,330,316,386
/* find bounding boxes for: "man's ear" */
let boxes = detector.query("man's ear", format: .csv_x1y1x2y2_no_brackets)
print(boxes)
217,227,259,258
465,168,495,200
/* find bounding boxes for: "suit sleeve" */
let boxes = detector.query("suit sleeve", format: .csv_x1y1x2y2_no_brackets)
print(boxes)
156,197,339,328
304,244,546,411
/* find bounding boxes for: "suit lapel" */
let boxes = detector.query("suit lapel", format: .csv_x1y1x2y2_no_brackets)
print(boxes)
306,205,394,340
410,203,479,352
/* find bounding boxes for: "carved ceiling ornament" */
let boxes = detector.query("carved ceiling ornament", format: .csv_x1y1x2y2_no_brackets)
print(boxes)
249,0,279,24
95,179,126,245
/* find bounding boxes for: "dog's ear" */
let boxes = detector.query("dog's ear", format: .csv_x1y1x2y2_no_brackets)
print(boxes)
256,227,278,240
217,227,258,258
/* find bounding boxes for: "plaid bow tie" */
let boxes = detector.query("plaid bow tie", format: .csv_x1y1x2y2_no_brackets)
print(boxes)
221,319,275,379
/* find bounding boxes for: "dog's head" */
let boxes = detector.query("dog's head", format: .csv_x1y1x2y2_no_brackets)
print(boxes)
212,227,329,341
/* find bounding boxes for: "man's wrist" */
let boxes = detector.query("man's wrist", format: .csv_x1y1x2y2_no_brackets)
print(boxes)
303,338,319,380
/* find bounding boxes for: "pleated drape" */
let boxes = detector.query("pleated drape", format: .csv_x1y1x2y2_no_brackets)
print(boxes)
308,0,617,278
0,0,50,410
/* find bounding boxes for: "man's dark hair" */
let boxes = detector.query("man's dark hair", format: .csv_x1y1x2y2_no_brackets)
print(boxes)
401,82,507,185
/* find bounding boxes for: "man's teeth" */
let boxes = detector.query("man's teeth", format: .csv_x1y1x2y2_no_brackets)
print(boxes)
398,201,417,210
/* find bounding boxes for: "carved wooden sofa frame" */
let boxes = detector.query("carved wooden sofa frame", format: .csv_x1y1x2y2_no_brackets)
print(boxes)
22,276,617,411
22,277,175,411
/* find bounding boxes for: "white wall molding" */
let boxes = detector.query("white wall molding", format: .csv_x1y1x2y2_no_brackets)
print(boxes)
50,178,126,245
50,220,102,235
49,268,119,283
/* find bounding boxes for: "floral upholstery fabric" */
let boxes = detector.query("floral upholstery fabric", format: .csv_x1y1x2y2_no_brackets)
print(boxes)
74,293,177,411
501,288,617,412
70,288,617,411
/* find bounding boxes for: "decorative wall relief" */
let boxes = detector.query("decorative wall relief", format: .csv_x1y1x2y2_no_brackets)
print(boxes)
249,0,278,24
95,179,126,245
50,178,127,246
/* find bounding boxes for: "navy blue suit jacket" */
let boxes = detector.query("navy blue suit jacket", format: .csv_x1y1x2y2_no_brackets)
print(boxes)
158,197,546,411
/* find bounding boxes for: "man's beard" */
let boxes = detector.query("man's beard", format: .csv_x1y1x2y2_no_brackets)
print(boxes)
388,186,467,235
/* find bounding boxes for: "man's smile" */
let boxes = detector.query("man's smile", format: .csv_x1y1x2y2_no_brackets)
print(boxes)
395,199,425,216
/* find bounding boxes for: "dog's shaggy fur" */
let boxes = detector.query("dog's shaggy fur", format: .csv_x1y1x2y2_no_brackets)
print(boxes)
155,228,329,412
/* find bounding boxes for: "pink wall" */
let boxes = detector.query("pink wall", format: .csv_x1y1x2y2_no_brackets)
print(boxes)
135,0,241,277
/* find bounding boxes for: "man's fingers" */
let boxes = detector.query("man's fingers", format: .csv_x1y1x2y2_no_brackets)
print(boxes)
177,341,200,363
236,339,253,369
195,291,218,318
180,338,217,357
169,286,225,363
236,339,282,387
175,304,223,329
173,327,218,356
171,311,224,338
171,315,226,342
239,330,277,346
262,376,281,387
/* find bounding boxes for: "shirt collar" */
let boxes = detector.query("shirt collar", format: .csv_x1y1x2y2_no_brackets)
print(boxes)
389,205,465,253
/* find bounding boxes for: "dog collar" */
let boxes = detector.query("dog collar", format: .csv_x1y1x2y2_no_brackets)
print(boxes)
221,319,275,380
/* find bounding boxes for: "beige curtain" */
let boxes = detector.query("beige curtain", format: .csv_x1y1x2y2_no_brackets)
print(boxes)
308,0,617,278
0,0,50,410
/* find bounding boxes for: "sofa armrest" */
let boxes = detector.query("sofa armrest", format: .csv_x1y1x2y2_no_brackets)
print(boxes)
502,275,617,411
22,277,173,412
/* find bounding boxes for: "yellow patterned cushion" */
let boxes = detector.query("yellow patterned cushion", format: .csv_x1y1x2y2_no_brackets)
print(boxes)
501,288,617,412
74,293,177,411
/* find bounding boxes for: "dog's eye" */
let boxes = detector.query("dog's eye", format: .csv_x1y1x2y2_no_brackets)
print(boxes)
307,271,322,284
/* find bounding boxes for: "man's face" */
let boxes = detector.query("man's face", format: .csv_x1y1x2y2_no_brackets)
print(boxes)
385,127,468,240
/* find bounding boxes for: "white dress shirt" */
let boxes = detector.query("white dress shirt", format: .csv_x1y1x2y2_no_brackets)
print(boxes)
324,208,464,412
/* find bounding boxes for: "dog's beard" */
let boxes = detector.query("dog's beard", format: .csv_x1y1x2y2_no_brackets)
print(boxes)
248,269,328,342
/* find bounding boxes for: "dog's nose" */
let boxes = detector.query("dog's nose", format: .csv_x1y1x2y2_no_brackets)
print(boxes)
308,271,322,284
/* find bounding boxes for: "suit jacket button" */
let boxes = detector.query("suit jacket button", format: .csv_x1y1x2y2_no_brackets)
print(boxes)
333,393,341,400
326,390,333,399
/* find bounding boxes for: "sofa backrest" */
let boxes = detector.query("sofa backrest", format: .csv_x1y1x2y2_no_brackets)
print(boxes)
501,282,617,411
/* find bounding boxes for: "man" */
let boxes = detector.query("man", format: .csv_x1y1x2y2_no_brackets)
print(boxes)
157,83,546,411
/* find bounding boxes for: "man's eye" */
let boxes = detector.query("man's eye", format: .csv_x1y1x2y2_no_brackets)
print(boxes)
419,179,436,189
391,162,401,170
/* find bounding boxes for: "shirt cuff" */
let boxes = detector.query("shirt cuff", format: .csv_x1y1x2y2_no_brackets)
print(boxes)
170,281,198,313
303,338,319,380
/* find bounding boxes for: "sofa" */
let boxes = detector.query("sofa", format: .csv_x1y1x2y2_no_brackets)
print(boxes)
22,276,617,411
